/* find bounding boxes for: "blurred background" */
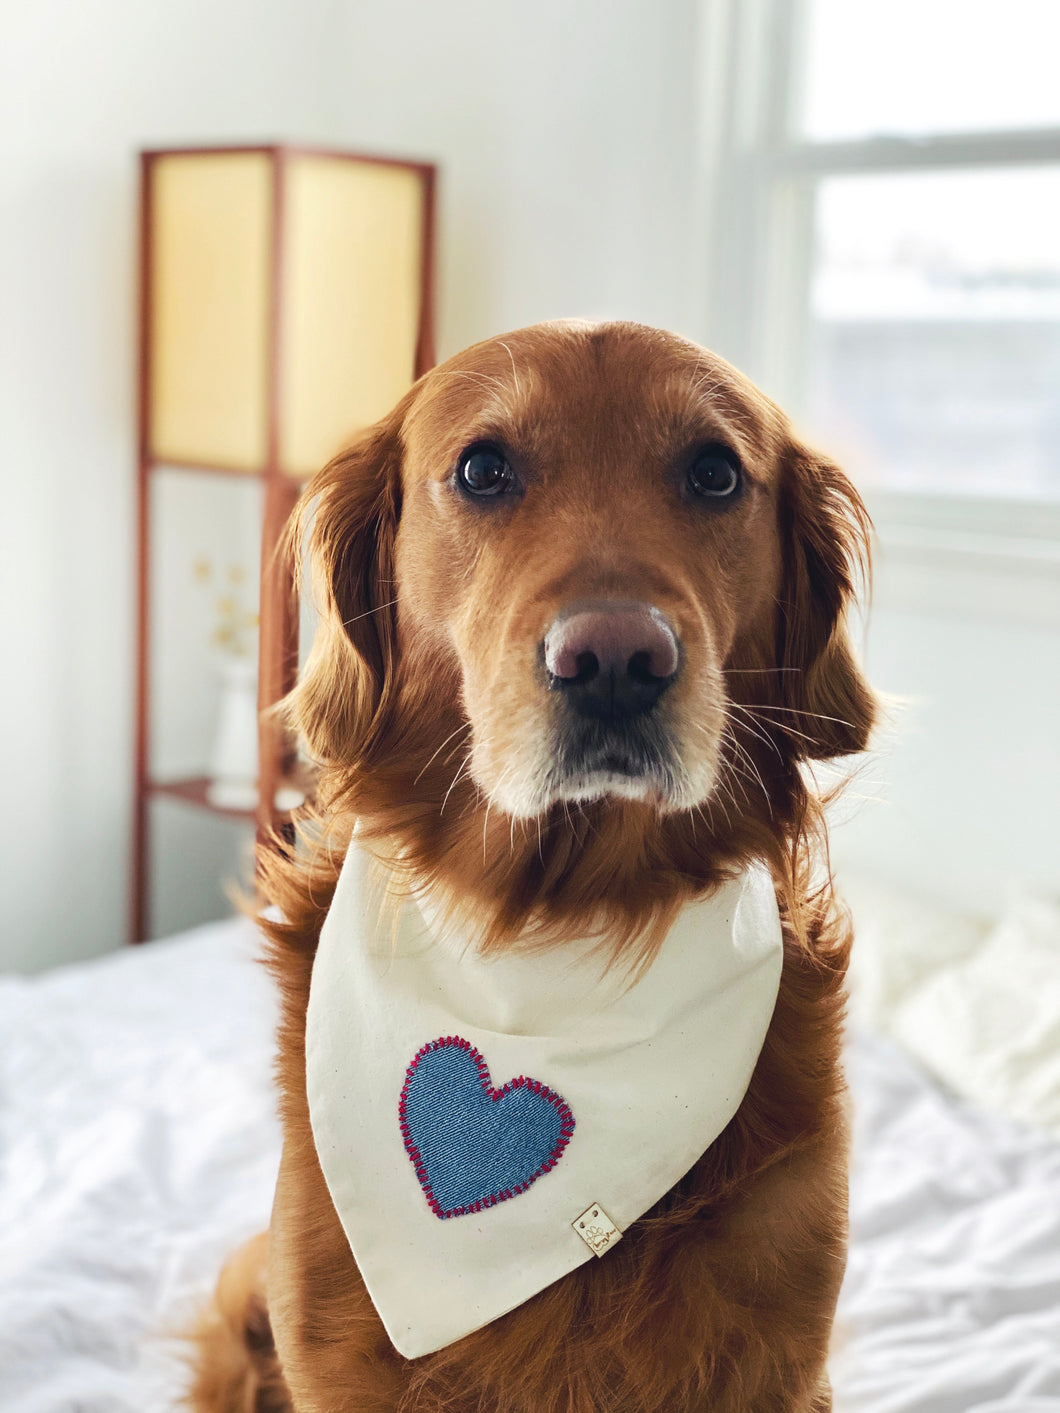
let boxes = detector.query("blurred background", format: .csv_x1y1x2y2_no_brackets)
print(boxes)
4,4,1060,1403
2,0,1058,968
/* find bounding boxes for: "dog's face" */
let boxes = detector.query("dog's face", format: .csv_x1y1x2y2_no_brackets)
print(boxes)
294,320,873,838
393,326,787,818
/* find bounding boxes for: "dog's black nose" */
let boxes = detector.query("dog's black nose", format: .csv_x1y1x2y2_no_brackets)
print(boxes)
544,602,679,721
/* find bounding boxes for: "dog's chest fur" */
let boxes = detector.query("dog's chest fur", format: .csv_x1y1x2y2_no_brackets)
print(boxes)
263,884,848,1413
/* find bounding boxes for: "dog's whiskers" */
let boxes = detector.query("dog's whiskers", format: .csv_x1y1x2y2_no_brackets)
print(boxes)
341,598,399,629
709,766,741,832
737,703,857,731
722,727,772,819
727,703,784,762
497,341,521,398
432,368,509,394
481,791,494,867
440,751,474,818
414,722,472,786
725,667,804,675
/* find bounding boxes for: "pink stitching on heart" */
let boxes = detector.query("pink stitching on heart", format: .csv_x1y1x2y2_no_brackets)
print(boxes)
398,1035,576,1220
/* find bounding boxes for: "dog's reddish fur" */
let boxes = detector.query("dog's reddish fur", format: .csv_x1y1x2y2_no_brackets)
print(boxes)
188,321,874,1412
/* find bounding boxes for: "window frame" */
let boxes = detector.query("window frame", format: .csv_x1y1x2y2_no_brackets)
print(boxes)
698,0,1060,552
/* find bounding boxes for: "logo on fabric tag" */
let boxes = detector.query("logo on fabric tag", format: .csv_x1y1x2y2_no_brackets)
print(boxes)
572,1202,622,1256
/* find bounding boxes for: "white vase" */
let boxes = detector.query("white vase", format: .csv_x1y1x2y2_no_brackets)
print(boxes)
207,655,259,811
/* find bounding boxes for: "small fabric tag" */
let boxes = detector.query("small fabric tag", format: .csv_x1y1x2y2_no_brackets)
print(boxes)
572,1201,622,1256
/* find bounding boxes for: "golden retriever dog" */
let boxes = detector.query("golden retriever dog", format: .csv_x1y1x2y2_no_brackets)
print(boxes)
189,319,874,1412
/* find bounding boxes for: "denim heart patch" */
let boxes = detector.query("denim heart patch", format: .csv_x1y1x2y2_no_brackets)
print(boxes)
399,1036,576,1219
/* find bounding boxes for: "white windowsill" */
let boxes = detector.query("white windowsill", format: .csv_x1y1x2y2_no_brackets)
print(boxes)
865,487,1060,558
861,489,1060,628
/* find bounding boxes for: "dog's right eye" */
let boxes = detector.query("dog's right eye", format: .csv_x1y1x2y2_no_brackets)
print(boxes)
457,443,513,497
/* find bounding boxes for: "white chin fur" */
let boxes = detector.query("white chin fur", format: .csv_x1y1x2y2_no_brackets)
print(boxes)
487,766,716,821
555,772,668,807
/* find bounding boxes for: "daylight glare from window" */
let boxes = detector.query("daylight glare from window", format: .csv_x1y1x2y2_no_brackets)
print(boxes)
798,0,1060,499
801,0,1060,139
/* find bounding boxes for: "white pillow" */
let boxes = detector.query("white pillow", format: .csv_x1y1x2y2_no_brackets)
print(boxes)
840,870,988,1035
890,895,1060,1136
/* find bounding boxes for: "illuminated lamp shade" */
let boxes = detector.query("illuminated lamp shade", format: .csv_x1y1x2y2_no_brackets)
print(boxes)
128,144,434,945
145,146,433,476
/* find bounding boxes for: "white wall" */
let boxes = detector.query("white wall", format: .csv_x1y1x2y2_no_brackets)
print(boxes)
831,525,1060,918
338,0,702,358
0,0,354,970
1,0,703,970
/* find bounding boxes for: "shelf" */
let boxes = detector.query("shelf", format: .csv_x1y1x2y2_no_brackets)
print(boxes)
148,775,255,821
146,457,310,483
147,458,268,479
147,773,312,825
131,142,436,945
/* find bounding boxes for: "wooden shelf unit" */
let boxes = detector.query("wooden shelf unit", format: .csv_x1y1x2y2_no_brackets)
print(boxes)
147,775,256,823
148,769,313,826
131,144,436,943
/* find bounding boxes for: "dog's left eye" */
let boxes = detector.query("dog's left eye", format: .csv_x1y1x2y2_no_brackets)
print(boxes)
687,445,741,499
457,443,513,497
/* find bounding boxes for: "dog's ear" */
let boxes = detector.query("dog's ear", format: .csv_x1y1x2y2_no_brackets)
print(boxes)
285,406,405,766
775,442,876,759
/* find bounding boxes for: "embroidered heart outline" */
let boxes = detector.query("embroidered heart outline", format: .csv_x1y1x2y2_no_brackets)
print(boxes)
398,1036,576,1220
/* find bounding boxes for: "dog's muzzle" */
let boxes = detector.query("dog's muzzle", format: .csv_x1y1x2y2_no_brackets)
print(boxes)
543,601,681,798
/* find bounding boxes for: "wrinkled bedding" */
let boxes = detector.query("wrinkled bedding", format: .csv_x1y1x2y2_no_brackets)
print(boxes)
1,915,1058,1411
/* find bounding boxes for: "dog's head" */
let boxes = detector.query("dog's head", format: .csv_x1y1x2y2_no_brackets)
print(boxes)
289,321,873,931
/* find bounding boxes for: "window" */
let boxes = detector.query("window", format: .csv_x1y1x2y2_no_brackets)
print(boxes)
808,166,1060,499
702,0,1060,514
800,0,1060,141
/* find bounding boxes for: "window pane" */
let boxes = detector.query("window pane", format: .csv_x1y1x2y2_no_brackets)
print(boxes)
801,0,1060,140
805,167,1060,498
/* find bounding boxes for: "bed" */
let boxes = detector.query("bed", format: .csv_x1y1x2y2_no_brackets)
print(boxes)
2,890,1059,1412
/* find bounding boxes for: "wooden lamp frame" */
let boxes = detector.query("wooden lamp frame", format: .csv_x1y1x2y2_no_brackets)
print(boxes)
131,143,436,943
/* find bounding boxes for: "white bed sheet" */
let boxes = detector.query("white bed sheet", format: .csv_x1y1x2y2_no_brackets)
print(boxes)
0,919,280,1411
1,917,1058,1411
837,1029,1060,1410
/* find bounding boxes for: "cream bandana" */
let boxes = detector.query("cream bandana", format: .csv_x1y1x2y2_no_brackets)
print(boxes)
305,843,783,1359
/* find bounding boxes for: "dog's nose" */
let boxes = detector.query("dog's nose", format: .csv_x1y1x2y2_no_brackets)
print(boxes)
544,602,679,720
